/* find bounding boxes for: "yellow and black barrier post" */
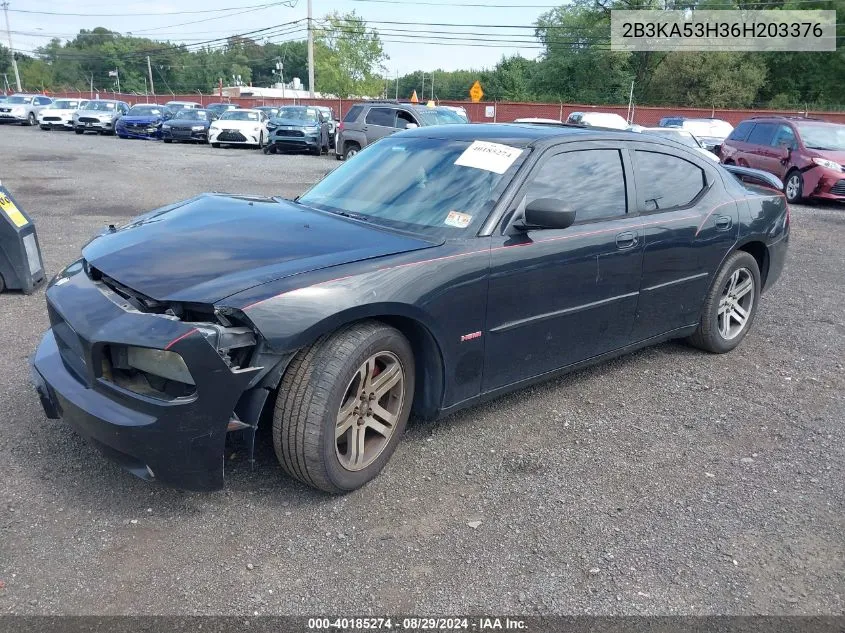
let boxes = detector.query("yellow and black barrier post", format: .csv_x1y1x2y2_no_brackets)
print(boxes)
0,182,46,294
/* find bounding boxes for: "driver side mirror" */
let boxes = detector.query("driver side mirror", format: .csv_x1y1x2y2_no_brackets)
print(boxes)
405,123,418,130
516,198,577,231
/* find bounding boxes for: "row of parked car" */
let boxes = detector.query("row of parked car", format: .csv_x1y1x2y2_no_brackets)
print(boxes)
0,93,471,159
4,93,842,203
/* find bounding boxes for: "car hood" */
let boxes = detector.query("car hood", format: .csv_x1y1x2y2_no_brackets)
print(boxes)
119,116,163,124
809,149,845,164
81,194,440,304
212,119,260,129
41,109,78,116
78,111,118,119
169,118,210,127
271,118,318,128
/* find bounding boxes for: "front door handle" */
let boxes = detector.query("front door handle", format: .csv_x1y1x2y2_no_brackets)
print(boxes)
715,215,733,231
616,231,638,249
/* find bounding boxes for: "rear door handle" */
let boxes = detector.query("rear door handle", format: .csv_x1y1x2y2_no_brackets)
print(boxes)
616,231,638,249
715,215,733,231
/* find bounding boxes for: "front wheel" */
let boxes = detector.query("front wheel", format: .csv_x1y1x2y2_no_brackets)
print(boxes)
211,142,220,148
688,250,761,353
784,170,803,204
26,113,36,126
163,138,172,144
74,128,84,135
343,144,360,160
273,321,415,493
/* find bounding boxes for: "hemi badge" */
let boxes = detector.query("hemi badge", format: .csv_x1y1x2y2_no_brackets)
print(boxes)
460,331,482,342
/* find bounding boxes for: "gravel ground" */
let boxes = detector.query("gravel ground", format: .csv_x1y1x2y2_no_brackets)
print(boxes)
0,126,843,616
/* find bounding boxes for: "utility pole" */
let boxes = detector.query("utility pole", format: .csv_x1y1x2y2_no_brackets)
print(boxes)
1,2,21,92
394,69,398,100
89,73,94,98
146,55,155,96
307,0,315,97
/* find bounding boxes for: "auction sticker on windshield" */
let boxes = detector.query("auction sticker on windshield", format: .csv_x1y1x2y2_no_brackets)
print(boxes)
444,210,473,228
454,140,522,174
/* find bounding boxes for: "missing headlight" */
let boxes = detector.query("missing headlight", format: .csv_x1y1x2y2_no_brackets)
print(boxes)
101,345,196,400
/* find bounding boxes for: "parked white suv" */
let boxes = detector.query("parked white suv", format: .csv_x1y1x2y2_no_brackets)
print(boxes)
38,98,89,130
0,94,53,126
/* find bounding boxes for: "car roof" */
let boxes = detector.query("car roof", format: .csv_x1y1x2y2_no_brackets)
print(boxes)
399,122,631,147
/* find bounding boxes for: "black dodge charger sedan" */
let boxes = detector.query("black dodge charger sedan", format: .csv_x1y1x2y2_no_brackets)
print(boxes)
31,124,789,493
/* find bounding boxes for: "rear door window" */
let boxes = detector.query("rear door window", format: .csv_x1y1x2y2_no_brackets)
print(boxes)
634,151,707,211
365,107,396,127
745,123,777,146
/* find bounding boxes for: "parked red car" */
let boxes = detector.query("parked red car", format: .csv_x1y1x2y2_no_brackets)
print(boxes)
719,116,845,203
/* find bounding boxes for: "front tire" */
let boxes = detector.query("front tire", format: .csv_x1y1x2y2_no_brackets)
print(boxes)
784,170,803,203
74,128,84,135
211,142,220,148
343,143,360,161
273,321,415,494
688,250,761,353
163,138,172,143
26,113,36,126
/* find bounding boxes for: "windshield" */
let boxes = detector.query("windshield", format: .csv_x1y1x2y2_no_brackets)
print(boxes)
6,96,32,104
298,137,524,237
174,109,209,120
416,108,466,125
220,110,259,121
128,105,164,116
795,122,845,151
83,101,116,111
649,129,701,148
276,107,318,122
50,100,82,109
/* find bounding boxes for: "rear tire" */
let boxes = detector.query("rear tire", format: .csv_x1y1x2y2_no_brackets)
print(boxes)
273,321,415,494
163,138,172,143
74,128,84,135
687,250,761,354
343,143,360,161
26,113,36,126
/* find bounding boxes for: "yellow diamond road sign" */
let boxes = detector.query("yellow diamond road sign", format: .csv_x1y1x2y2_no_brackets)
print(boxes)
469,80,483,103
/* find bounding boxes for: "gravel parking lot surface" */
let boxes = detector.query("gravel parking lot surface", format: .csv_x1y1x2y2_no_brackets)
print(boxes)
0,126,843,616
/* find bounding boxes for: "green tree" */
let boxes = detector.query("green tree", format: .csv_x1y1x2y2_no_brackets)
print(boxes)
314,11,387,97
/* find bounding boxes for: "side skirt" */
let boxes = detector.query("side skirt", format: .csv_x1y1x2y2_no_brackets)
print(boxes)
438,324,697,418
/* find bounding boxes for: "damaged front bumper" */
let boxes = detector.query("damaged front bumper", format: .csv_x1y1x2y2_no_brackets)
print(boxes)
30,261,268,491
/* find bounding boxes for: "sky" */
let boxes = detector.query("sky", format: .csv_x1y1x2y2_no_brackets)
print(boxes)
9,0,555,78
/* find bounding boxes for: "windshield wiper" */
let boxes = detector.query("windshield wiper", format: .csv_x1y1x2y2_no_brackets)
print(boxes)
329,209,371,222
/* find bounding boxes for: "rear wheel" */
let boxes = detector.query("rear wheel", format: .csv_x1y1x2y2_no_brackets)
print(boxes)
273,321,415,493
74,128,84,135
343,143,360,160
26,112,36,126
688,250,761,353
163,138,172,144
784,170,803,203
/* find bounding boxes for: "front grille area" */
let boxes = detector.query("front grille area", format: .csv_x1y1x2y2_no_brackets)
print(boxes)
44,116,62,122
274,129,305,137
218,130,247,142
831,179,845,196
0,107,10,113
47,303,88,384
78,116,102,123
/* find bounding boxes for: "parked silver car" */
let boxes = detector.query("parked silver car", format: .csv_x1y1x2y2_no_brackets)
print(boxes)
38,98,89,130
0,94,54,126
73,99,130,135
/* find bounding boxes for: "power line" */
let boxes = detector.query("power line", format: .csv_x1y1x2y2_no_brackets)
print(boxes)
8,1,292,17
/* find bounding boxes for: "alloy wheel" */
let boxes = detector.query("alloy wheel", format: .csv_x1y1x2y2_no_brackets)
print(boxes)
785,174,801,201
717,267,755,340
335,351,405,471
